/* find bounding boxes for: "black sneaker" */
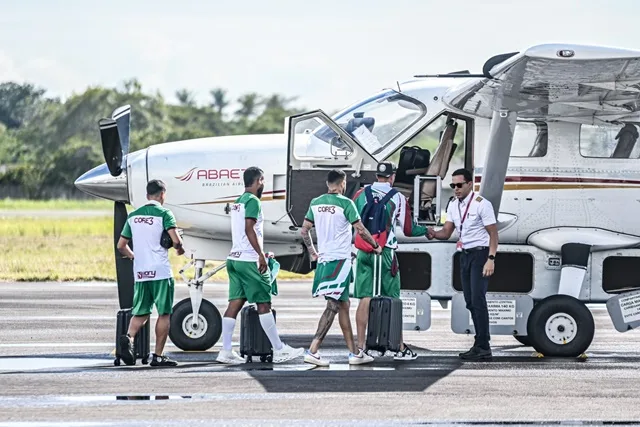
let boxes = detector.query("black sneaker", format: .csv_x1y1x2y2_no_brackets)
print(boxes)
394,343,418,360
150,354,178,367
119,334,136,366
459,346,492,361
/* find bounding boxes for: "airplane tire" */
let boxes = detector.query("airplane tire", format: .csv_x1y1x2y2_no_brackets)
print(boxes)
169,298,222,351
527,295,594,357
514,335,532,346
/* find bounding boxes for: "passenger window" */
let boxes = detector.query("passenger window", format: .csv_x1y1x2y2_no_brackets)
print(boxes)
580,123,640,159
510,121,547,157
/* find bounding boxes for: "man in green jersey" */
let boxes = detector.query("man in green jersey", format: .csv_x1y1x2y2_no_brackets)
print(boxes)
353,162,428,361
300,169,381,367
117,179,185,367
217,166,305,364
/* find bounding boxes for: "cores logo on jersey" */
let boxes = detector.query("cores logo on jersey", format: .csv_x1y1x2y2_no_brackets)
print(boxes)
137,271,156,279
176,167,246,182
133,217,154,225
317,205,336,214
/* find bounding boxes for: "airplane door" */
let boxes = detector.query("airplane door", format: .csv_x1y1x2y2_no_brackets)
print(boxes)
286,110,379,227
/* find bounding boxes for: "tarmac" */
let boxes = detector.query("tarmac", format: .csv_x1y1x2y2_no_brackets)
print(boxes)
2,281,640,426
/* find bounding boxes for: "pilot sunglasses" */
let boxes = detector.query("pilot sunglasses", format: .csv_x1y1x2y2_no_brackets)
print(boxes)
449,182,471,189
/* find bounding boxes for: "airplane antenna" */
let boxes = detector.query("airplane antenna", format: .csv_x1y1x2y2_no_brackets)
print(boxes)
413,73,486,78
397,81,401,92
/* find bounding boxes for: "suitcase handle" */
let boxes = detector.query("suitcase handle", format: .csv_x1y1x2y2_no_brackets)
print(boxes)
373,253,382,297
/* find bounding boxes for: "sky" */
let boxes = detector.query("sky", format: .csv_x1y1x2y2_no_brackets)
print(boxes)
2,0,640,113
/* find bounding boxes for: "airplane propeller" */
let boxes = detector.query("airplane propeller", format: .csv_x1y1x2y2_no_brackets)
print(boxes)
98,105,134,309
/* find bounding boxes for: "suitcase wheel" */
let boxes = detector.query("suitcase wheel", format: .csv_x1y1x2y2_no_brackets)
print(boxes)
141,357,149,365
114,358,121,367
260,354,272,363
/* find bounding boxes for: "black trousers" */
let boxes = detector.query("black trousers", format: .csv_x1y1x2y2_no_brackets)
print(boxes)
460,247,490,349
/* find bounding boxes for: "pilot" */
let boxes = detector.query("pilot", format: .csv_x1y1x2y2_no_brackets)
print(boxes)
116,179,185,367
352,161,428,361
427,168,499,361
299,169,380,367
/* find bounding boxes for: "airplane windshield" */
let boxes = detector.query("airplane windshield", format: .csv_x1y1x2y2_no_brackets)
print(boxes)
312,90,427,157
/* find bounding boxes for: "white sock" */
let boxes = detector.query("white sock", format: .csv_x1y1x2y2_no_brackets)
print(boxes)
222,317,236,351
259,312,283,351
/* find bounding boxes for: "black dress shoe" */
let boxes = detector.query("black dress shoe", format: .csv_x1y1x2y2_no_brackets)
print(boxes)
459,346,492,361
458,346,476,358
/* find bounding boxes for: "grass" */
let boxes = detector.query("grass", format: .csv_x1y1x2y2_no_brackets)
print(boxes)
0,198,112,210
0,214,313,282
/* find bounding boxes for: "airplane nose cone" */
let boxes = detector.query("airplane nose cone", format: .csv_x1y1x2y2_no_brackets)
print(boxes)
74,162,129,203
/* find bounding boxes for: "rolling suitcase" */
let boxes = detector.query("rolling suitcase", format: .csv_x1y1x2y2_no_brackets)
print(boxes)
239,305,277,363
366,254,403,354
114,308,151,366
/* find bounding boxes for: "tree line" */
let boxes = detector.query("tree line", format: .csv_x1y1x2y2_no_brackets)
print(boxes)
0,80,305,198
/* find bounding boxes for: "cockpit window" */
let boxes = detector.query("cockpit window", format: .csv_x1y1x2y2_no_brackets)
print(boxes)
313,90,427,157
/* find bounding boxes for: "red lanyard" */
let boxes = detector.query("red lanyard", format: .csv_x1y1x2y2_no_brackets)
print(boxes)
458,192,474,234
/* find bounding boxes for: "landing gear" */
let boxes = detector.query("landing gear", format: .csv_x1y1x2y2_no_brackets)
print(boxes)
527,295,595,357
168,259,226,351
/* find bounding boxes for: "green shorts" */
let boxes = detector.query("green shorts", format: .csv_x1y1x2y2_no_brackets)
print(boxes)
312,259,352,302
227,259,272,304
132,278,175,316
354,247,400,299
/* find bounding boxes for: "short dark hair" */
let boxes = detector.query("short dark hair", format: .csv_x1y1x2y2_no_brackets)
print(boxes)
452,168,472,183
326,169,346,185
146,179,166,196
244,167,264,187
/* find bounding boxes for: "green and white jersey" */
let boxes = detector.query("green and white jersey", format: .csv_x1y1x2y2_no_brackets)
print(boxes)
121,200,177,282
228,192,263,262
305,193,361,263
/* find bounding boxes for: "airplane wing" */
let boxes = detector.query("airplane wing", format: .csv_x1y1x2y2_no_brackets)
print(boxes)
442,44,640,124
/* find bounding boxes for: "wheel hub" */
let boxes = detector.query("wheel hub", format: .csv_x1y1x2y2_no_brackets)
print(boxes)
181,313,208,339
545,312,577,345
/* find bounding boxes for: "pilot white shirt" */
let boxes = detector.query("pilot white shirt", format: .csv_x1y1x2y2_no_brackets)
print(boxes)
445,192,496,249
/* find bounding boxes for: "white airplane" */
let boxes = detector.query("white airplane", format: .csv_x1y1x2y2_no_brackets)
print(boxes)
75,43,640,358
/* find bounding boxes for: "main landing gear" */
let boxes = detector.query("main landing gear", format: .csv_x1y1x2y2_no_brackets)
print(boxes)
168,259,225,351
520,295,595,358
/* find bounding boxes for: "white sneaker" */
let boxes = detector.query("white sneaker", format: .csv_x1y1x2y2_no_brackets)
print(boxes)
272,344,305,363
349,349,374,365
216,349,245,365
304,350,329,367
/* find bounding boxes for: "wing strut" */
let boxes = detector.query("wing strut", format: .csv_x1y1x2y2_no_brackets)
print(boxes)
479,109,517,218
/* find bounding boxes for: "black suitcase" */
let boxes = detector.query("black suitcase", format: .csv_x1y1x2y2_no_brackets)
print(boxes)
239,305,277,363
366,254,402,353
114,308,151,366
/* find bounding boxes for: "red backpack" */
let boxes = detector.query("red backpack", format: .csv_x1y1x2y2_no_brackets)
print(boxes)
354,185,398,253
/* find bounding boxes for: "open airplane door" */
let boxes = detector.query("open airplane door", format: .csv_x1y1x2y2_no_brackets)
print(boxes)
285,110,379,227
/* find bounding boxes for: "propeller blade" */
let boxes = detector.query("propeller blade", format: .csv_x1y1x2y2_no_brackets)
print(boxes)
99,118,123,177
114,201,134,309
112,105,131,171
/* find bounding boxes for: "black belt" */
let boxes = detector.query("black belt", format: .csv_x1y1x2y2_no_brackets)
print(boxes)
462,246,488,253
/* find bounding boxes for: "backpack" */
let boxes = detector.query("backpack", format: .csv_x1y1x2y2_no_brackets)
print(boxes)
354,185,398,253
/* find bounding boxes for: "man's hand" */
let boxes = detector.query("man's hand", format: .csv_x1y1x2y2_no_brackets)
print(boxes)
175,246,185,256
426,227,436,240
310,252,319,262
258,254,268,274
373,243,383,255
483,259,495,277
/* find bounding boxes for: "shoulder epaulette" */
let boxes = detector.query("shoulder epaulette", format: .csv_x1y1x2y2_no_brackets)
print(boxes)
475,196,483,202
